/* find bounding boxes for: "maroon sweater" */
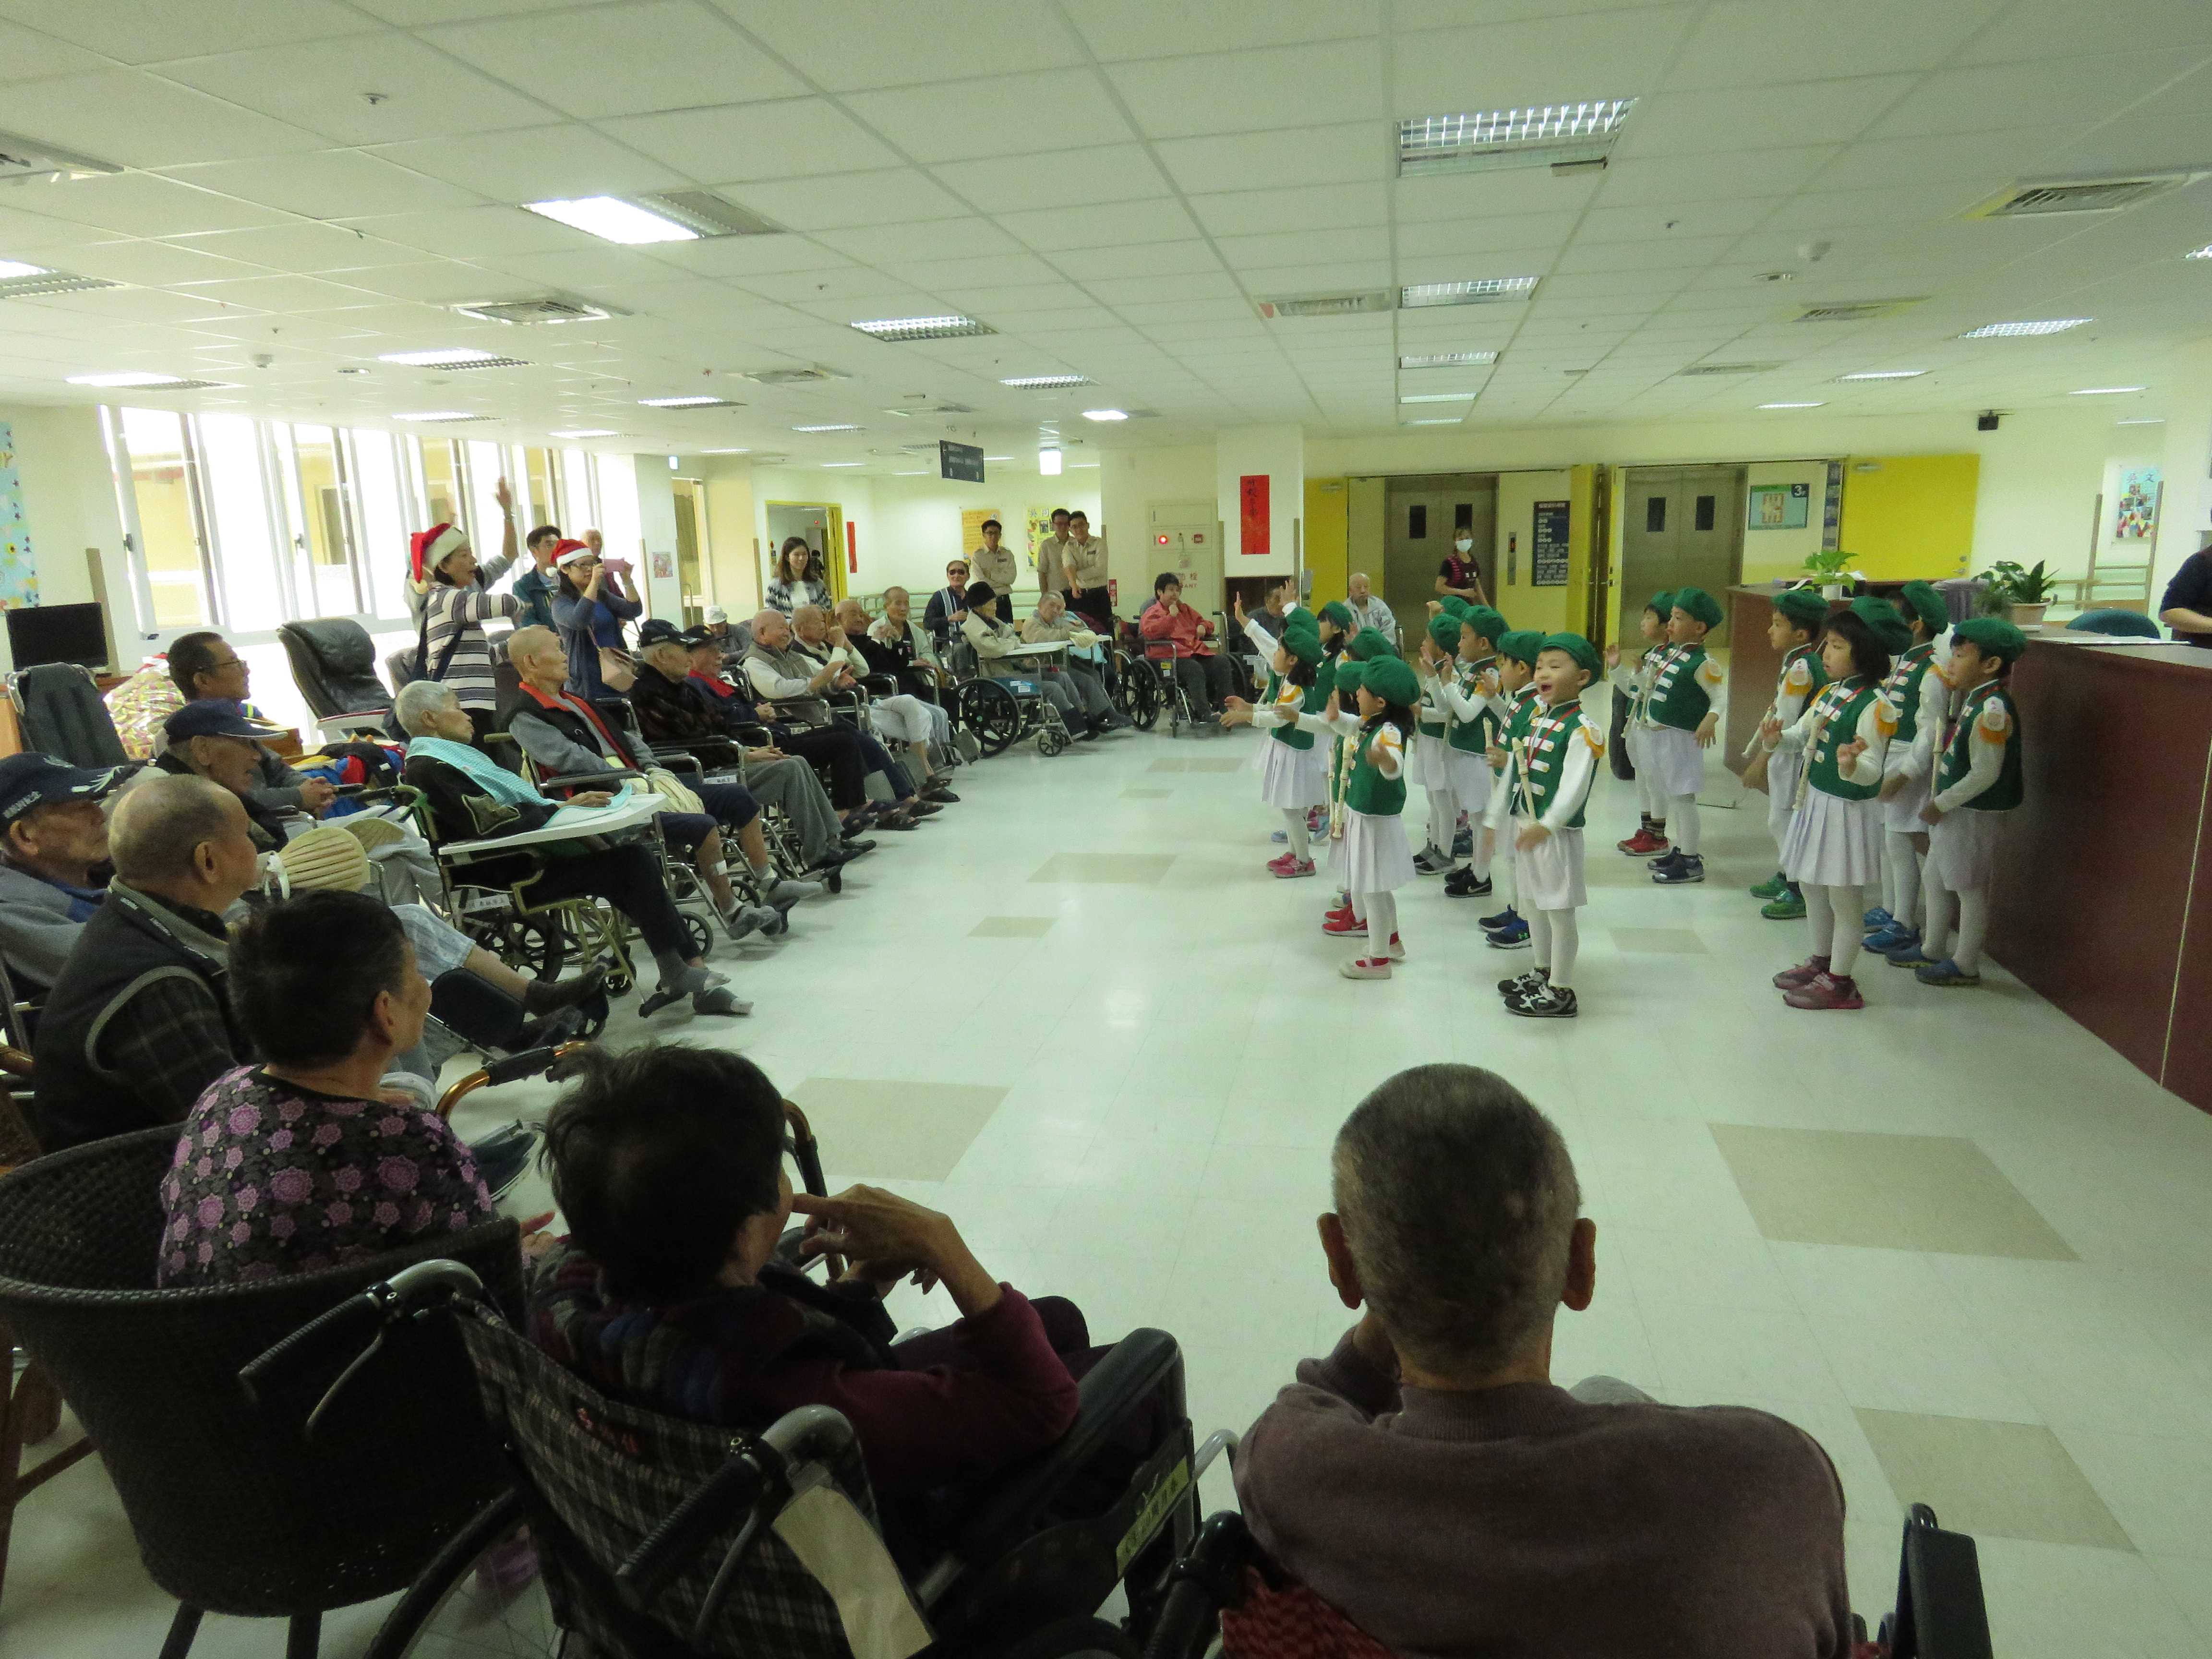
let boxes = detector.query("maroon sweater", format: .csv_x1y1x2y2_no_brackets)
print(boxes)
1235,1328,1854,1659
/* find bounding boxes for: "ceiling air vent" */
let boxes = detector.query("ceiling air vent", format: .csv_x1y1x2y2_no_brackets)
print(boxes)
0,131,119,184
1792,298,1925,324
931,402,975,415
1256,291,1394,320
1965,172,2204,219
0,266,120,300
737,365,848,386
632,191,784,238
1677,361,1782,376
449,297,626,326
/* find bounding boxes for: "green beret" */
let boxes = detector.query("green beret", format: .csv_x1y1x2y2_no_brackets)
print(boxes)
1851,595,1913,655
1773,588,1828,630
1463,605,1508,643
1427,613,1464,654
1498,629,1543,667
1671,586,1722,628
1332,658,1367,698
1348,627,1399,662
1439,596,1473,621
1899,580,1949,637
1280,625,1323,665
1951,616,2028,664
1646,590,1675,619
1362,655,1420,707
1539,632,1601,677
1318,601,1353,632
1282,604,1315,634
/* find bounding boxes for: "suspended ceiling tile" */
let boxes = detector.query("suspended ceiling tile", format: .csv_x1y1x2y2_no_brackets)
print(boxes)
1955,0,2212,62
1082,270,1243,306
1396,212,1585,259
1618,76,1917,160
154,34,549,145
1047,240,1226,282
1600,145,1844,207
1,70,332,168
931,145,1175,214
1213,227,1382,270
368,124,690,203
842,74,1134,164
1392,7,1697,114
1666,0,2003,87
1393,167,1603,222
0,15,109,80
1577,198,1784,243
600,98,902,183
333,260,511,304
158,152,487,220
1873,58,2154,140
9,0,371,61
3,173,296,240
1106,40,1386,140
725,169,971,231
648,236,856,278
56,238,274,288
713,0,1091,91
1154,123,1389,195
1237,260,1395,294
1059,0,1379,60
170,220,440,270
1187,182,1388,237
997,198,1202,250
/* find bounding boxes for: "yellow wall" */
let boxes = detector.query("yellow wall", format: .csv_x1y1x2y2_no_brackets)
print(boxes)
1493,469,1576,635
1304,477,1348,606
1839,454,1980,580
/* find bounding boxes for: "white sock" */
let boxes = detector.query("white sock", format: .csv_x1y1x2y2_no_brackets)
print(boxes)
1923,865,1955,961
1955,887,1989,974
1282,807,1310,862
1671,794,1701,856
1827,884,1865,976
1546,910,1579,989
1426,786,1455,854
1367,891,1398,950
1805,883,1836,961
1529,906,1553,974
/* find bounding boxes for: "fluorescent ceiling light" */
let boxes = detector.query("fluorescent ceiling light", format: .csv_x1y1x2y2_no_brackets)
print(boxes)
548,428,616,438
2117,418,2165,425
1399,392,1479,403
379,348,512,367
700,446,750,453
2186,243,2212,260
1405,417,1463,425
793,423,861,433
999,373,1093,387
822,461,863,468
1402,277,1538,308
1759,401,1825,409
1399,101,1635,176
849,314,995,342
1957,318,2091,338
638,395,737,408
2070,385,2146,395
1081,408,1128,421
522,195,699,245
0,259,49,281
983,455,1013,461
1039,448,1063,477
1070,461,1099,468
1837,370,1926,381
393,410,478,422
1399,351,1497,369
67,371,188,387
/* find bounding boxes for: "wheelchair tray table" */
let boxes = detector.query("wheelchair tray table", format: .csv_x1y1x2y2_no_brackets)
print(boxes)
440,796,662,864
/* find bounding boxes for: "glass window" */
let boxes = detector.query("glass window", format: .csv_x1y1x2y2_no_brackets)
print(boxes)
465,441,510,569
118,407,212,629
593,453,641,564
558,448,597,532
196,413,286,632
522,446,559,530
1694,493,1716,532
418,438,468,541
351,428,414,621
1645,495,1667,533
284,425,363,617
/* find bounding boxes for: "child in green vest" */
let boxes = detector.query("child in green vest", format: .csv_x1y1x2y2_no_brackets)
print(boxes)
1643,586,1728,886
1766,609,1895,1010
1412,609,1466,874
1608,590,1675,857
1478,629,1544,950
1747,588,1830,920
1863,581,1954,955
1439,604,1508,898
1893,617,2026,987
1222,616,1328,878
1316,654,1419,979
1499,633,1605,1019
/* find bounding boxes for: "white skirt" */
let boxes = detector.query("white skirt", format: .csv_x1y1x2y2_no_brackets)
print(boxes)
1882,766,1931,831
1765,749,1802,847
1642,723,1707,798
1340,806,1415,896
1928,808,2002,890
1782,789,1884,887
1414,730,1453,790
1446,747,1492,815
1517,825,1587,912
1260,737,1329,809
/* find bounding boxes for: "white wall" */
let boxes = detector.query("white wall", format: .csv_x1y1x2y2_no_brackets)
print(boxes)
1100,441,1217,611
0,403,128,671
1740,459,1831,584
1214,424,1302,578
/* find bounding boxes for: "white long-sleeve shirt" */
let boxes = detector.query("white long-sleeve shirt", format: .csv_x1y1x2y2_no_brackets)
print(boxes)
1775,688,1887,790
1250,678,1307,730
1750,648,1821,758
1439,658,1499,726
1534,724,1599,833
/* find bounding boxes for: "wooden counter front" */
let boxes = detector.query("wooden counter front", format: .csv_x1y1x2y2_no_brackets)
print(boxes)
1724,586,1785,776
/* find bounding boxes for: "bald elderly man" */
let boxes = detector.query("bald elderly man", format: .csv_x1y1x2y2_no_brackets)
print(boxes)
742,610,932,829
828,598,958,801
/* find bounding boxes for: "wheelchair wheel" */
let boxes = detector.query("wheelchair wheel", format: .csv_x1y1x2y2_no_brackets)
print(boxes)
680,912,712,957
1037,724,1068,757
364,1490,562,1659
958,678,1022,757
1117,660,1161,732
468,909,568,982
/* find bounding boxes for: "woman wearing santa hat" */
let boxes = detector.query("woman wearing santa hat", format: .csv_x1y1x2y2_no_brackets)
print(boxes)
410,475,522,745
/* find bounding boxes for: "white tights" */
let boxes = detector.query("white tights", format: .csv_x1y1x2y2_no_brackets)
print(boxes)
1922,870,1989,973
1804,882,1867,977
1425,785,1456,854
1348,890,1398,951
1281,807,1310,862
1669,793,1701,855
1882,830,1924,930
1529,908,1579,988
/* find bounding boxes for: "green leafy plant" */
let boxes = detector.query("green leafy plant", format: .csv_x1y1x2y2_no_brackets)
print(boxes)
1801,547,1855,581
1978,559,2058,609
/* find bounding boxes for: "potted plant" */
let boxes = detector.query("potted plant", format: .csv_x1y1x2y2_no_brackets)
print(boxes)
1800,547,1858,600
1978,560,2057,627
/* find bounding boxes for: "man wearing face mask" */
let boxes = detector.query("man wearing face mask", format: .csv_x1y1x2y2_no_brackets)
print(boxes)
1438,529,1489,607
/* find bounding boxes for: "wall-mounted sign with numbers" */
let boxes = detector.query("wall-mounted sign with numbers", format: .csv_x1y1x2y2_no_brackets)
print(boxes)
1531,500,1570,587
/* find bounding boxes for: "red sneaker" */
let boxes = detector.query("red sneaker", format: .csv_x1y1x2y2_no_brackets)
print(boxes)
1273,858,1316,879
1784,972,1864,1010
1617,826,1670,856
1266,851,1296,872
1322,913,1368,936
1773,956,1829,990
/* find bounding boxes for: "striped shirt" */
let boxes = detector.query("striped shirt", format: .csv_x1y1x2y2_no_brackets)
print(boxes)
421,553,520,711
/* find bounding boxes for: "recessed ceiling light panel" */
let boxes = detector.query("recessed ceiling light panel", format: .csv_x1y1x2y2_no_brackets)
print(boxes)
1398,101,1635,176
1837,370,1926,381
1398,351,1498,369
0,265,120,299
2187,243,2212,260
1000,374,1093,387
1957,319,2091,338
638,395,740,409
549,428,618,438
849,314,996,342
793,423,861,433
379,348,529,368
1081,408,1128,421
1401,277,1539,308
1759,401,1826,409
523,196,700,245
2070,385,2147,395
393,410,487,422
1399,392,1478,403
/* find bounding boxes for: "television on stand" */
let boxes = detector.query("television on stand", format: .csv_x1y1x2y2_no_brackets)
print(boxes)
6,602,113,674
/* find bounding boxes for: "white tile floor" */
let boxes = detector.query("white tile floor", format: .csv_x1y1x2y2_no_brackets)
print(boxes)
13,712,2212,1657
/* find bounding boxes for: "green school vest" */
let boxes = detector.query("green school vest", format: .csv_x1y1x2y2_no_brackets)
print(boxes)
1345,721,1407,816
1494,685,1538,775
1878,643,1934,745
1646,642,1711,732
1448,656,1500,754
1415,663,1448,738
1938,682,2023,812
1263,671,1322,751
1804,676,1882,802
1513,698,1592,830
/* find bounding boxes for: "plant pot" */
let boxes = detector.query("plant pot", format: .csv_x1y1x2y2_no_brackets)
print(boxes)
2007,602,2049,629
1820,583,1846,600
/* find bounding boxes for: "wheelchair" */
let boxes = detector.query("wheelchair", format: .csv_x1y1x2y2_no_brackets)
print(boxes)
936,635,1077,758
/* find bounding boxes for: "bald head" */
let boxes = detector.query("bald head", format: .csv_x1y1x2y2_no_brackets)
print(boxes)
508,623,565,687
834,598,869,634
792,604,828,644
109,773,256,898
752,610,792,650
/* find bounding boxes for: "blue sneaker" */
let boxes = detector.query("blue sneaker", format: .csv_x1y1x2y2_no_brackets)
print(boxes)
1915,958,1981,986
1452,826,1474,858
1863,924,1917,954
1486,917,1531,950
1479,904,1520,931
1863,905,1894,930
1884,942,1935,968
1270,829,1288,842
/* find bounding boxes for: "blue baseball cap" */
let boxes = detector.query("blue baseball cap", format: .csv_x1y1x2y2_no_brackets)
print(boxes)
163,698,281,745
0,752,131,828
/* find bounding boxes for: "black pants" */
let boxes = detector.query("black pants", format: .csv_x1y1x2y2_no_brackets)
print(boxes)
1067,586,1114,635
527,842,688,960
779,725,871,810
1169,654,1237,716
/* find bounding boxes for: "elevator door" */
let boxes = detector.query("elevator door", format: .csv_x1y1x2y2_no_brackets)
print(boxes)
1383,477,1496,637
1617,467,1745,645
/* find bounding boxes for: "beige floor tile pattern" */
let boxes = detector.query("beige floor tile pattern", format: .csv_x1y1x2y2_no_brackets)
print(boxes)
1028,852,1178,884
785,1079,1006,1181
1854,1410,2135,1551
970,915,1055,938
1711,1125,2079,1260
1147,757,1247,772
1610,927,1709,954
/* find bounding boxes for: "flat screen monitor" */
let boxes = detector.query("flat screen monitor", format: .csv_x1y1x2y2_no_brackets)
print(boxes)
6,602,110,673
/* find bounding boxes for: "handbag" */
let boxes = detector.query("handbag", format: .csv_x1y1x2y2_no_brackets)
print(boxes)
598,645,638,693
641,767,703,815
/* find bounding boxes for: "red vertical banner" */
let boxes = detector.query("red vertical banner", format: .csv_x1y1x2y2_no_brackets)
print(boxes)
1238,473,1271,556
845,518,858,573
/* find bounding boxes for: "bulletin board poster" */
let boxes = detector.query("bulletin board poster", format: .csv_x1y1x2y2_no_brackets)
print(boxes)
961,507,1010,568
0,422,36,609
1022,507,1058,573
1531,500,1570,587
2115,468,2161,540
1748,481,1811,529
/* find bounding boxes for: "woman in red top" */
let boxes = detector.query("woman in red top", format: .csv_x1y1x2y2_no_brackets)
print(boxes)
1138,572,1241,726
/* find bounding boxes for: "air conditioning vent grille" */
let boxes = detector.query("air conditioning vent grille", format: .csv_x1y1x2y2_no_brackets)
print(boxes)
1793,299,1925,324
1967,174,2201,218
1677,361,1782,376
738,366,846,385
450,297,623,325
440,356,529,370
0,271,120,300
1257,291,1394,319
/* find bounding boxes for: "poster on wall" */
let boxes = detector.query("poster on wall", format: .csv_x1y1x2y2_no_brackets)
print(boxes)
1748,481,1811,529
2115,467,2161,540
1531,500,1570,587
1238,473,1270,556
961,507,1008,567
1821,462,1843,552
0,422,37,609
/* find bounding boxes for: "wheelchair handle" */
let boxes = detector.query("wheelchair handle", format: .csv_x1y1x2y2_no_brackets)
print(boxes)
434,1040,589,1120
237,1257,485,1404
1139,1512,1259,1659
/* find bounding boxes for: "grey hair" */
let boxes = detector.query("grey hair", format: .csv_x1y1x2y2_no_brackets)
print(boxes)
109,773,238,887
792,604,825,629
1331,1064,1581,1377
394,677,458,734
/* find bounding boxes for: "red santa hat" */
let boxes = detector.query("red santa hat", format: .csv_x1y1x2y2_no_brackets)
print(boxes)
409,523,468,582
553,539,594,568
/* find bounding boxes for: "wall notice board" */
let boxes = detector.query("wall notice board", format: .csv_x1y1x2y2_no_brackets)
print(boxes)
1531,500,1570,588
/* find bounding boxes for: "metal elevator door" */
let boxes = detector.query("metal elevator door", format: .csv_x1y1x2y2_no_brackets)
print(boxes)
1382,475,1497,636
1617,466,1746,646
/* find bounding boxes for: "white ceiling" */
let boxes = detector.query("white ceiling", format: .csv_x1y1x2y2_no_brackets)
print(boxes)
0,0,2208,468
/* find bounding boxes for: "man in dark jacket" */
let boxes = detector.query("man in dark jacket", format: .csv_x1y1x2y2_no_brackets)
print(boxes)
165,631,336,817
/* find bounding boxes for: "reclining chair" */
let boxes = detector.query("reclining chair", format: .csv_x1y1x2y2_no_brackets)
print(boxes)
277,617,404,745
7,664,131,769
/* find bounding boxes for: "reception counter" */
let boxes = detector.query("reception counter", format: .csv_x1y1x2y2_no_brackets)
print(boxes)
1720,583,2212,1113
